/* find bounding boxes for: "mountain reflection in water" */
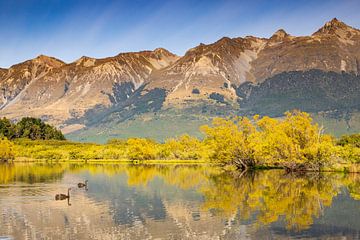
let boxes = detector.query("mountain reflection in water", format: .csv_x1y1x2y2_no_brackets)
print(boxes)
0,163,360,239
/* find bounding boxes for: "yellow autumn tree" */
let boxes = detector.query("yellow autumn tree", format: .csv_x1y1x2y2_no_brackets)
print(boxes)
126,138,158,160
0,137,15,162
162,134,205,160
201,111,338,171
252,111,337,171
201,117,257,169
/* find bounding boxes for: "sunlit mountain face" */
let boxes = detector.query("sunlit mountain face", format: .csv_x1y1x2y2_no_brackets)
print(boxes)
1,163,360,239
0,18,360,142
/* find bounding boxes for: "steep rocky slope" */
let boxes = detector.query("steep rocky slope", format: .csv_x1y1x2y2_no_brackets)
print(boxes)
148,36,267,105
0,55,65,109
145,18,360,105
250,18,360,82
0,49,178,131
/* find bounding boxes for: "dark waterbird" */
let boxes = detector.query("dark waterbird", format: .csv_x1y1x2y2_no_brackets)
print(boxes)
55,188,71,200
78,180,88,189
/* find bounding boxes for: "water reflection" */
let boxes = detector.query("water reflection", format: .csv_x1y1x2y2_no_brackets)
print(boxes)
0,163,66,184
0,163,360,239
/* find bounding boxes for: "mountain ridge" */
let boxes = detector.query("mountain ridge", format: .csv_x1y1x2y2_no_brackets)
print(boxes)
1,18,360,140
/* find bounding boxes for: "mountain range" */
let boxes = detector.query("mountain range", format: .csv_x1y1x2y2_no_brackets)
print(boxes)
1,18,360,142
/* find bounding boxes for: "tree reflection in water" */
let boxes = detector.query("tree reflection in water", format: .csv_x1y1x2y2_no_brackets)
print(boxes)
67,163,360,231
1,162,360,233
0,163,66,184
201,170,345,231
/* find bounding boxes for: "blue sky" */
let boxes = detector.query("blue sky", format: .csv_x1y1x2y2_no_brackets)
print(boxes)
0,0,359,68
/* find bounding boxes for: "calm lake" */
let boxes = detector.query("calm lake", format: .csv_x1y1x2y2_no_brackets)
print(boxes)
1,163,360,239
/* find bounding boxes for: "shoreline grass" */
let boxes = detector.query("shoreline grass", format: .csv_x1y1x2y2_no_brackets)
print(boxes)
13,157,209,165
10,158,360,173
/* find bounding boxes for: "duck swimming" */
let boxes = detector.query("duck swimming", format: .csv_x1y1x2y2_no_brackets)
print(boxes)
55,188,71,200
78,180,88,189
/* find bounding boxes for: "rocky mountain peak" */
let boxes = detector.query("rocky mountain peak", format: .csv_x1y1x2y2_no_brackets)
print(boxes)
212,37,238,48
153,47,172,55
152,48,179,60
312,18,358,37
75,56,96,67
217,36,232,43
34,54,65,68
269,29,289,42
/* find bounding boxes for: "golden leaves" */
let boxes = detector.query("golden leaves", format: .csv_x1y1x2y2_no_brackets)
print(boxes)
0,137,15,162
201,111,339,171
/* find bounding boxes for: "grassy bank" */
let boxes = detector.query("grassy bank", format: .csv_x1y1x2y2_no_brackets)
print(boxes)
9,157,360,173
12,137,208,162
13,157,208,164
11,137,360,173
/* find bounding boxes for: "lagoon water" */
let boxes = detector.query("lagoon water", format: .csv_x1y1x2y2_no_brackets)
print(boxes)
1,163,360,239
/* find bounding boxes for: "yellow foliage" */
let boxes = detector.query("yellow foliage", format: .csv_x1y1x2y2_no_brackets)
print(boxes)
338,145,360,163
201,111,339,171
0,137,15,162
163,135,205,160
10,111,357,171
201,117,256,168
126,138,158,160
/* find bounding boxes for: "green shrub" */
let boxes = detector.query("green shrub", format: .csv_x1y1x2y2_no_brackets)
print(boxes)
338,133,360,148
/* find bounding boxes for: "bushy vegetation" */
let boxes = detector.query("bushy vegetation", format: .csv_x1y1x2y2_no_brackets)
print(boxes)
162,135,205,160
209,92,226,103
0,117,65,140
201,111,357,171
13,135,208,161
126,138,159,160
338,133,360,148
192,88,200,94
0,138,15,162
337,133,360,164
4,111,360,172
